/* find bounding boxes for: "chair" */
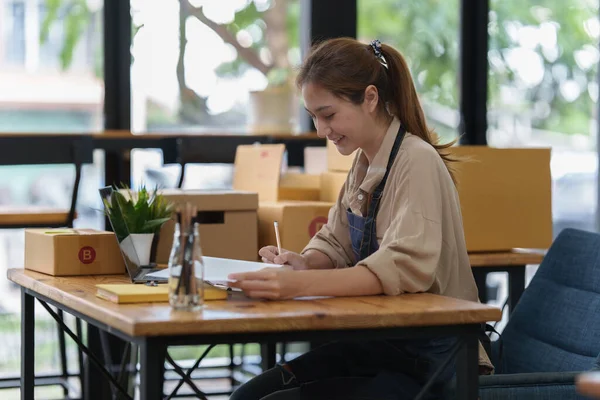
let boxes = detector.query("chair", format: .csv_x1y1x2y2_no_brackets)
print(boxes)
0,134,94,397
478,228,600,399
0,135,93,228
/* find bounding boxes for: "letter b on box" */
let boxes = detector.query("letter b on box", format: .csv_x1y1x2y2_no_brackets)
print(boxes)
78,246,96,264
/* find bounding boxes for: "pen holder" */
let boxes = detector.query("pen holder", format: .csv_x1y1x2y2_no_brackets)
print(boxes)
167,221,204,310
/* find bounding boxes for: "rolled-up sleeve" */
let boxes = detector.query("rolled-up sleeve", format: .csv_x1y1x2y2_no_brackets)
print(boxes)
358,211,442,295
302,181,354,268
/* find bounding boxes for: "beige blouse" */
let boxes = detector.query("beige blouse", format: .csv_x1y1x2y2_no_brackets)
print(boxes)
302,117,493,373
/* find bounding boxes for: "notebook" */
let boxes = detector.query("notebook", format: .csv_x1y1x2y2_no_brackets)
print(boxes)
145,256,282,286
96,283,228,304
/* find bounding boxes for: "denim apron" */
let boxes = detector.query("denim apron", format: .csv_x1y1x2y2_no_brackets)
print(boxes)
283,124,457,400
346,123,406,263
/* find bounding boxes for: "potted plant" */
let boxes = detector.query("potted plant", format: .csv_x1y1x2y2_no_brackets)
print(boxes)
248,67,299,134
102,184,174,266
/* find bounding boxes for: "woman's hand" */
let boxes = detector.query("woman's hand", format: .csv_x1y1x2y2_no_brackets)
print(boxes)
258,246,310,270
227,267,305,299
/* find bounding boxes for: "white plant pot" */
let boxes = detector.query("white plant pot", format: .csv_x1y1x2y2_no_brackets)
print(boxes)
248,86,298,134
121,233,154,266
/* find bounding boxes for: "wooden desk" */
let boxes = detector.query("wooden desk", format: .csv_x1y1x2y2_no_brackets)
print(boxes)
469,249,546,314
577,371,600,398
9,269,500,400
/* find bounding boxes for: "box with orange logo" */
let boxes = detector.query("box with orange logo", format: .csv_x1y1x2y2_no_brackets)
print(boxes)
257,201,333,254
24,229,126,276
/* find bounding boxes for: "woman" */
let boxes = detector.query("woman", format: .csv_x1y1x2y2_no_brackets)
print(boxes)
228,38,492,400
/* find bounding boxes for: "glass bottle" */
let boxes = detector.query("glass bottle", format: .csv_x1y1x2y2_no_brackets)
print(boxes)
168,219,204,310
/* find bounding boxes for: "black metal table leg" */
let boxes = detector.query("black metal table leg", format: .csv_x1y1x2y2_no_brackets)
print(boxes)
229,344,236,389
139,338,166,400
456,325,479,400
472,270,488,304
21,289,34,400
85,327,129,400
57,309,69,397
508,265,526,314
261,342,277,371
76,319,85,400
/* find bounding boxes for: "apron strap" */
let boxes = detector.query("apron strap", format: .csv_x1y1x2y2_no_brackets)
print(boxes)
357,124,407,261
365,124,407,219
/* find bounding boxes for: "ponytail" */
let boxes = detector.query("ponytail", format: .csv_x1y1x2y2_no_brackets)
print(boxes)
379,43,459,184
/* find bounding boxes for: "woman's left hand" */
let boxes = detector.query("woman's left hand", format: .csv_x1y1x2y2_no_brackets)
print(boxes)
227,266,304,300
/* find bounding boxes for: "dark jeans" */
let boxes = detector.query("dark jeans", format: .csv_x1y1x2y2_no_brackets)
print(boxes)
230,337,457,400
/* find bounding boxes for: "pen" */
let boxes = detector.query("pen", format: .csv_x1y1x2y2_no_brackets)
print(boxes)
274,221,282,255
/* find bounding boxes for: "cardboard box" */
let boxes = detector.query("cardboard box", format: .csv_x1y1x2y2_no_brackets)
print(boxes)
233,144,322,201
320,171,348,202
279,173,321,201
233,144,284,202
327,140,356,172
450,146,552,251
24,229,126,276
156,190,259,263
258,202,334,253
233,144,336,253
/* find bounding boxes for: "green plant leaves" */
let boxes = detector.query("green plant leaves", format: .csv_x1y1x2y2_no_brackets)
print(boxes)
102,184,174,239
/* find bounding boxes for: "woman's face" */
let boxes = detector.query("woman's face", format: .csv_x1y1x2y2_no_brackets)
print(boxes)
302,82,379,156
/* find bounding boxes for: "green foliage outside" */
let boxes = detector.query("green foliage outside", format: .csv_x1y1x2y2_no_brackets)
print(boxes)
358,0,598,136
43,0,598,135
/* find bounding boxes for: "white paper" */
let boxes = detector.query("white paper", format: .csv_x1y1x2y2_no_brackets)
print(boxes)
145,256,281,283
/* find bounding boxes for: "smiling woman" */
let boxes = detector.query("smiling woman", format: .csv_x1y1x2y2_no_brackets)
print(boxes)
229,37,492,400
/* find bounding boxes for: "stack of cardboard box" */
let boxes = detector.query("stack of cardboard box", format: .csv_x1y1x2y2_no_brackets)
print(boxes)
232,144,335,253
155,138,552,265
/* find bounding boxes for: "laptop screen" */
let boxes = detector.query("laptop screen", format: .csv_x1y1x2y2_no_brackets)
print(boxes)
99,186,144,280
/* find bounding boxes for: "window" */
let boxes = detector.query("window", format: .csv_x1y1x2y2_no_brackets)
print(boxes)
488,0,599,236
3,1,26,64
357,0,460,142
130,0,301,133
0,0,104,133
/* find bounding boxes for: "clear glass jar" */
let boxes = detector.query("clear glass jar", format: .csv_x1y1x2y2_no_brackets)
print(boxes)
168,221,204,310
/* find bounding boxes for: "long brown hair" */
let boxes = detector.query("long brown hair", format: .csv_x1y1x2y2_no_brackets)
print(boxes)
296,37,459,184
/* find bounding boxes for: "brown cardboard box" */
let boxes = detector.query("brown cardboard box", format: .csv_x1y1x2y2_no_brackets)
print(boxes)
279,173,321,201
320,171,348,202
235,142,551,252
258,201,334,253
156,190,259,263
327,140,356,172
24,229,126,276
450,146,552,251
233,144,336,253
233,144,284,202
233,144,322,201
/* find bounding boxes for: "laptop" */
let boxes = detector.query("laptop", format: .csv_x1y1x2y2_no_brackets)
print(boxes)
99,186,168,284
